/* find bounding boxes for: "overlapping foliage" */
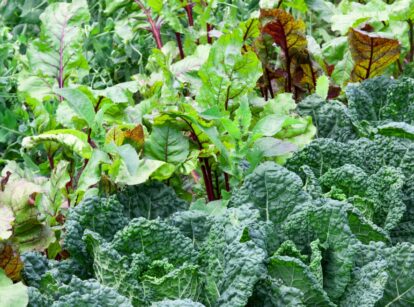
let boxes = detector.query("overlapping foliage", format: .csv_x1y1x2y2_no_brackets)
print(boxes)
2,0,414,306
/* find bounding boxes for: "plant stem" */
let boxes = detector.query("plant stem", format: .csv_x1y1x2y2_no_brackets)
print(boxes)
182,118,216,201
57,18,68,101
224,172,230,192
265,68,274,98
277,0,283,8
47,152,55,170
397,59,404,74
224,86,231,110
134,0,163,49
183,1,194,26
207,23,212,44
408,19,414,62
175,32,185,59
214,170,221,199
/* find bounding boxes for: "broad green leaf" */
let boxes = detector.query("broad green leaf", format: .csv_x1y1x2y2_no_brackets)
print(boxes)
0,269,28,307
235,99,252,135
197,29,261,110
315,75,329,100
77,150,111,194
390,0,414,21
93,81,139,104
111,144,165,185
377,122,414,140
331,0,388,35
145,125,189,164
331,50,354,87
263,93,296,116
253,115,287,137
20,0,90,101
254,137,298,157
39,160,70,214
54,88,95,127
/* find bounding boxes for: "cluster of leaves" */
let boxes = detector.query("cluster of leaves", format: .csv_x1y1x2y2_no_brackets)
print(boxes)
20,158,414,306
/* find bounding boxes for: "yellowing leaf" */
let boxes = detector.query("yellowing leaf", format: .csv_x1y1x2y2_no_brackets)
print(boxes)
124,124,145,148
348,28,400,82
0,244,23,282
105,126,125,146
261,9,307,55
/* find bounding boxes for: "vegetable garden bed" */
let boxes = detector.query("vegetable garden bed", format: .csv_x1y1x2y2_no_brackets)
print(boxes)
1,0,414,306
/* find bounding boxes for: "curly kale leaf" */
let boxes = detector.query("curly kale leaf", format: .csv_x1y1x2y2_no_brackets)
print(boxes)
230,162,311,226
116,181,188,220
341,242,414,306
199,204,267,307
63,196,128,268
28,276,132,307
287,136,412,235
231,162,388,302
297,95,357,142
64,181,187,269
346,76,396,125
84,218,200,306
22,252,132,307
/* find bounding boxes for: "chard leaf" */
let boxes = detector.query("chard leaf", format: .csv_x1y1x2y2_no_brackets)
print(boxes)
111,144,165,186
19,0,90,101
144,125,189,164
315,75,329,100
54,88,95,128
0,268,28,307
259,8,310,92
22,129,93,159
0,244,24,282
197,29,261,110
348,28,400,82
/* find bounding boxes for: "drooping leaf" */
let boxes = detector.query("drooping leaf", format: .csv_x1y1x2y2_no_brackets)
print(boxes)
22,129,93,159
348,28,400,82
0,166,54,252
